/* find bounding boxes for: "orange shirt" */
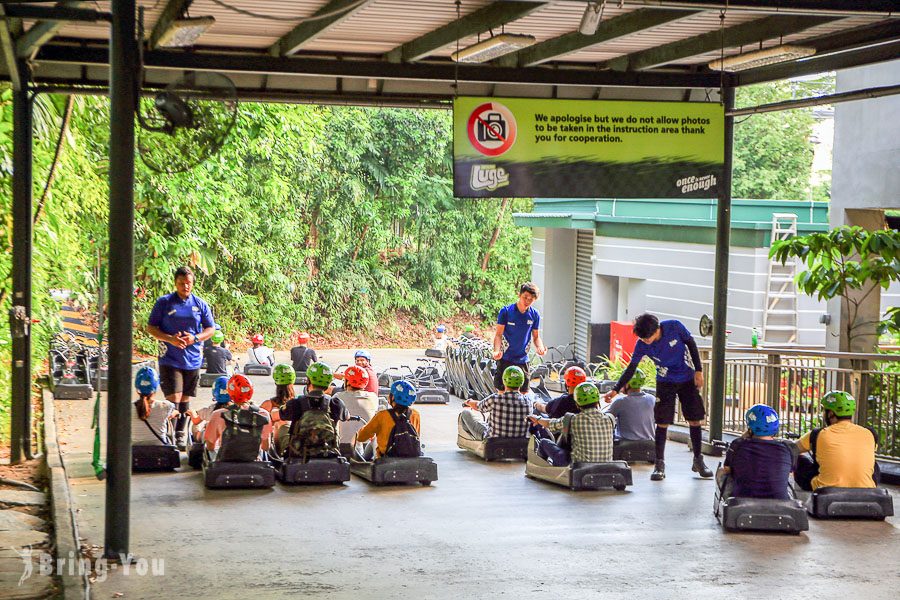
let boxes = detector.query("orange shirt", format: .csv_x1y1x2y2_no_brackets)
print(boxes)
797,420,876,490
354,408,420,458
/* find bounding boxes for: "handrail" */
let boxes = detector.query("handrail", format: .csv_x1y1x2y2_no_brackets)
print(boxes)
698,345,900,362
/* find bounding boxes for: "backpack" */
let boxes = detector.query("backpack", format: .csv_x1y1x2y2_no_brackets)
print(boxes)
218,404,267,463
288,396,339,460
384,409,422,458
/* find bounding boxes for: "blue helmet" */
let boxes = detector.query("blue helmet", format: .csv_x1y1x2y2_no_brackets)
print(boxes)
212,376,231,404
436,325,446,333
745,404,779,437
354,349,372,361
134,366,159,396
390,380,417,407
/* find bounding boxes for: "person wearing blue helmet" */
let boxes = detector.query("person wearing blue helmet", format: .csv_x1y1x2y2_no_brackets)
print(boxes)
188,376,231,440
131,366,178,446
354,380,422,460
338,350,379,394
715,404,794,500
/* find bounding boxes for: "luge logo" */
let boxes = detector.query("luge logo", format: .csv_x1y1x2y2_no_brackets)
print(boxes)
467,102,517,157
471,165,510,191
676,174,717,194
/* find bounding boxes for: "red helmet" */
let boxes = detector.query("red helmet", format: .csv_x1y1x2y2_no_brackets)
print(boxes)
227,374,253,404
344,365,370,389
250,334,264,345
564,366,588,388
297,331,310,345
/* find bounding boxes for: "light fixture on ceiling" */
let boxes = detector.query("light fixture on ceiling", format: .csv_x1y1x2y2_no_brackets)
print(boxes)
451,33,537,63
579,1,605,36
708,45,816,72
157,16,216,48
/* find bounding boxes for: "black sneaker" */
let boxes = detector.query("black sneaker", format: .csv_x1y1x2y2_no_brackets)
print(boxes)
692,456,713,478
650,460,666,481
175,431,187,451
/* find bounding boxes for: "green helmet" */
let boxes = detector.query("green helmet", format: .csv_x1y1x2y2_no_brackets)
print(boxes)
464,324,475,333
821,390,856,417
306,361,333,388
575,382,600,406
502,366,525,389
627,370,647,390
211,330,225,345
272,363,296,386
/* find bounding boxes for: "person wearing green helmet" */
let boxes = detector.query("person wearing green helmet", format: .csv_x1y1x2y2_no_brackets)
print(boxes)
794,390,879,491
261,364,296,455
606,370,656,444
461,324,478,340
277,361,349,458
459,366,531,441
202,329,233,376
528,382,616,466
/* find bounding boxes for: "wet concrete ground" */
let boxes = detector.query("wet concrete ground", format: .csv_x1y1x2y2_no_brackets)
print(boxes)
55,349,900,599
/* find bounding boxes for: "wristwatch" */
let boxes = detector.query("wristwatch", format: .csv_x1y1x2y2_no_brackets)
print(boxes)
192,333,199,344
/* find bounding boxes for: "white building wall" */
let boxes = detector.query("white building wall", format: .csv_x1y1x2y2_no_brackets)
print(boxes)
531,229,576,348
590,236,827,346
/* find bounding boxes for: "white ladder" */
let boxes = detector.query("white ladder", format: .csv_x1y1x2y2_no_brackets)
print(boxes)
763,213,799,345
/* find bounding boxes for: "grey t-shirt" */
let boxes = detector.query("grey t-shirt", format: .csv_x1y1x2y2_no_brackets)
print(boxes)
607,392,656,441
131,399,176,445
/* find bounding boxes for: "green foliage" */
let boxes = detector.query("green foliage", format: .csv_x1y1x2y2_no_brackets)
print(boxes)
769,226,900,344
733,80,823,200
604,355,657,383
0,92,533,439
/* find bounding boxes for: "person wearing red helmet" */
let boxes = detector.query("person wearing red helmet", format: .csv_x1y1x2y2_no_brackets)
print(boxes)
534,366,587,418
289,331,318,375
246,333,275,367
204,374,272,456
333,365,379,453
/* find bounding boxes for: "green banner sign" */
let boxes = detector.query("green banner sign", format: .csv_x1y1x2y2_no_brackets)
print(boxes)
453,96,724,199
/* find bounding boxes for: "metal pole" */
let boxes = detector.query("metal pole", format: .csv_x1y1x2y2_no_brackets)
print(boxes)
104,0,136,560
708,85,735,447
10,67,33,464
728,83,900,117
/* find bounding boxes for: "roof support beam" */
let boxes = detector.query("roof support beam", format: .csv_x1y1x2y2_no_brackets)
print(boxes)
32,44,723,89
148,0,192,50
567,1,899,18
385,1,545,63
0,6,23,90
498,9,698,68
604,14,836,71
16,1,85,59
270,0,374,57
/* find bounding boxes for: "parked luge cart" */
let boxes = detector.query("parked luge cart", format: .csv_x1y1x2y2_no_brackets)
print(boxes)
49,334,94,400
457,432,528,462
713,476,809,534
132,445,180,472
806,487,894,520
243,363,273,376
350,456,437,486
203,449,275,489
524,437,632,491
613,439,657,464
271,452,351,485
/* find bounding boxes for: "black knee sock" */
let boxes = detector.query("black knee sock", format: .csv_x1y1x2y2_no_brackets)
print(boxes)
175,401,191,434
689,425,703,458
654,426,667,461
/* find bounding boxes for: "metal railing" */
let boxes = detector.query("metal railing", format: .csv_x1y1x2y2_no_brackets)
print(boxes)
682,347,900,461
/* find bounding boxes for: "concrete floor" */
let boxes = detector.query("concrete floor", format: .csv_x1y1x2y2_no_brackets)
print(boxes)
55,349,900,600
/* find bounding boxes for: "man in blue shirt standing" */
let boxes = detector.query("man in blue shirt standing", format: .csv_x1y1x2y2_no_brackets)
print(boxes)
602,313,712,481
492,282,546,392
147,266,216,448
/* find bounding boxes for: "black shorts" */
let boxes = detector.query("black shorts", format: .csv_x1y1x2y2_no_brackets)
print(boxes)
159,365,200,398
654,379,706,424
492,359,530,393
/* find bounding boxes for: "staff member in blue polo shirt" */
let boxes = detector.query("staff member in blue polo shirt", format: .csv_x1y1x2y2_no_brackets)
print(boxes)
602,313,713,482
492,282,546,392
147,266,216,448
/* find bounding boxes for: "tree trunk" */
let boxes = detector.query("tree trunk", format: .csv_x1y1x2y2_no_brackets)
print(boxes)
306,206,320,280
34,94,75,227
481,198,511,271
351,223,370,261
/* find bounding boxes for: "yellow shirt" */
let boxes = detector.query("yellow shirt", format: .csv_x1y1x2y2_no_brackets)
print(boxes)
354,408,421,458
797,421,876,490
